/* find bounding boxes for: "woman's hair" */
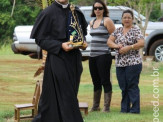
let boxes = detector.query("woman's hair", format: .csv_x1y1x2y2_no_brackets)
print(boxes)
91,0,109,17
122,9,134,19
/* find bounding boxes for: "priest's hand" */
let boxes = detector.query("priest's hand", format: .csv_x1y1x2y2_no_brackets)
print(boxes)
62,42,74,52
79,41,88,50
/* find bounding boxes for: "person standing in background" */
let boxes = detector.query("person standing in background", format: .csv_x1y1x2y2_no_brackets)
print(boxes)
89,0,115,112
107,9,144,113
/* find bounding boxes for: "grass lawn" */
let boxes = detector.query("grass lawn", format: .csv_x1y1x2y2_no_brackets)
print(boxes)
0,45,163,122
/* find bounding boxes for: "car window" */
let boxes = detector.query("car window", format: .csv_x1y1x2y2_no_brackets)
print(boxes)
81,10,94,23
109,9,122,24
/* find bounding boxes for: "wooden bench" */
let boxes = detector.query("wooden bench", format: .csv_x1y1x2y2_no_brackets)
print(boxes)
79,102,88,115
14,80,88,122
14,80,40,122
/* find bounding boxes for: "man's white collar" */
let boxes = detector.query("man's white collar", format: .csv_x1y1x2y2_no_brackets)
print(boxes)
55,0,69,8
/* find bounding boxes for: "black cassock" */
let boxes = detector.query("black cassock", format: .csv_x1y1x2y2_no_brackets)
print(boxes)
30,1,87,122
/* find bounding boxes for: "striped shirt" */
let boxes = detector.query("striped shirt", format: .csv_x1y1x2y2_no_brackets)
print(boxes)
90,18,110,57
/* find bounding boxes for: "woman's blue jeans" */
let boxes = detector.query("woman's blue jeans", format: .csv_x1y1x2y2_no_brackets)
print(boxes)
116,63,142,113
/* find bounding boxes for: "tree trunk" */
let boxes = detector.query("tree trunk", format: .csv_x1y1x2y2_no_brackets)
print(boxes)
11,0,16,17
104,0,107,5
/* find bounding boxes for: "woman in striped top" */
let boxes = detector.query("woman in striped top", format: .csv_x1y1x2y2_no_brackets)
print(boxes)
89,0,115,112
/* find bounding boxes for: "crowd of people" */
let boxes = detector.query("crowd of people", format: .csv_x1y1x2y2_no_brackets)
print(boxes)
30,0,144,121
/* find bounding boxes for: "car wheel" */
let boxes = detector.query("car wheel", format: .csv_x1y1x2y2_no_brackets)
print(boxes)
149,39,163,62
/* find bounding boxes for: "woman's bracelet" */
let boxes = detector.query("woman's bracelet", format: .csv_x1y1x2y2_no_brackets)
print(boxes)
131,45,134,50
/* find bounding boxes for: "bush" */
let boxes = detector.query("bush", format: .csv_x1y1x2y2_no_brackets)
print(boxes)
0,0,41,46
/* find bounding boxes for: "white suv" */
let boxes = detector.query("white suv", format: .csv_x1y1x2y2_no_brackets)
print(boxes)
11,6,163,61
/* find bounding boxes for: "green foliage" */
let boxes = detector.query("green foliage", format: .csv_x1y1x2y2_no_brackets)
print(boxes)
0,111,13,120
13,4,41,25
150,3,163,21
0,14,15,43
0,0,41,46
70,0,94,6
107,0,162,34
0,43,14,55
108,0,161,15
0,0,11,10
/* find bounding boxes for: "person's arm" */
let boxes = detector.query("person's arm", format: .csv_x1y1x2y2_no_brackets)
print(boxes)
36,39,73,55
119,28,145,54
130,39,144,50
62,42,74,51
79,41,88,50
107,35,122,49
106,18,123,50
118,39,144,54
131,28,145,50
104,18,115,34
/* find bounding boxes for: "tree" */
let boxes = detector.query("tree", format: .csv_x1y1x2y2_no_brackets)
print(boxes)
0,0,15,45
70,0,94,6
11,0,16,17
0,0,41,46
150,3,163,21
107,0,161,57
104,0,107,4
108,0,161,36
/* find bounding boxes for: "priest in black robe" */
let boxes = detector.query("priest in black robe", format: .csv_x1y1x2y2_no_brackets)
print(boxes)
30,0,88,121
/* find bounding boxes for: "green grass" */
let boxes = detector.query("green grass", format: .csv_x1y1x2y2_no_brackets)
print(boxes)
83,107,161,122
0,45,163,122
0,44,14,55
